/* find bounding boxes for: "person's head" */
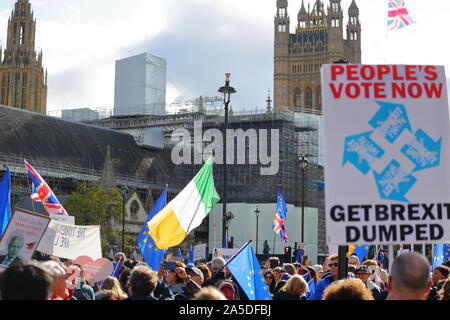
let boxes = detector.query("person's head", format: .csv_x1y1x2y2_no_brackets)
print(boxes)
197,263,212,282
164,260,187,285
100,276,128,300
323,278,374,300
437,277,450,300
280,274,309,296
362,259,378,273
193,287,227,300
283,263,296,276
114,252,126,263
302,255,311,266
118,267,131,288
186,267,204,286
272,267,283,282
128,265,158,297
0,261,54,300
432,266,450,285
6,233,25,259
306,266,316,282
264,270,276,292
387,252,432,300
41,260,70,299
211,257,226,273
327,254,339,279
354,265,372,285
312,264,324,280
348,255,361,267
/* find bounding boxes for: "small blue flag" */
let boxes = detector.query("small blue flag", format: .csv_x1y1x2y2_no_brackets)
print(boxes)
433,243,450,271
352,245,370,263
187,246,195,265
295,248,304,263
226,243,272,300
0,168,11,237
305,278,316,299
137,189,167,271
176,248,184,262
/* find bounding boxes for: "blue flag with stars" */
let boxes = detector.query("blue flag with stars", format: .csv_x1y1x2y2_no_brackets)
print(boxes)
433,243,450,271
137,188,167,271
0,168,11,238
352,245,370,263
226,243,272,300
176,248,185,262
187,246,195,265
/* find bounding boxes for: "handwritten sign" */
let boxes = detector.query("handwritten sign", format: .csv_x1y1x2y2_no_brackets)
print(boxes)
37,220,102,260
0,209,50,270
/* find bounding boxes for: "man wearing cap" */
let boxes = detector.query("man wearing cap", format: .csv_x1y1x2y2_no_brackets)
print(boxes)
355,265,387,300
186,266,204,287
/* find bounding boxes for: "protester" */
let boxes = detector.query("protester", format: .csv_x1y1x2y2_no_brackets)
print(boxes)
427,265,450,300
354,265,387,300
41,260,73,300
323,278,374,300
95,289,115,300
0,261,54,300
348,255,361,267
308,254,340,300
273,274,309,300
305,266,317,284
437,277,450,300
100,276,128,300
202,257,226,288
193,286,227,300
126,265,159,300
386,252,432,300
118,267,131,295
72,264,95,300
197,263,212,283
264,270,277,296
311,264,324,281
186,266,204,287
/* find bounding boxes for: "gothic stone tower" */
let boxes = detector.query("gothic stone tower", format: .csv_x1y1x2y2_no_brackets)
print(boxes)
0,0,47,114
274,0,361,113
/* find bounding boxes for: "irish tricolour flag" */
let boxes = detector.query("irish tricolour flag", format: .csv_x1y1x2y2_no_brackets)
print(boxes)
148,157,220,249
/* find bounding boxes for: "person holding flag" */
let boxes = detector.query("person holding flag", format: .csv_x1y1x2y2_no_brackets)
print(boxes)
136,188,168,271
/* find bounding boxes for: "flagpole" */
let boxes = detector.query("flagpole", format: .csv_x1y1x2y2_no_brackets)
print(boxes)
272,232,276,255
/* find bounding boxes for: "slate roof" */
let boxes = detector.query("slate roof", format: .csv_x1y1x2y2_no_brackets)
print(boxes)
0,104,174,181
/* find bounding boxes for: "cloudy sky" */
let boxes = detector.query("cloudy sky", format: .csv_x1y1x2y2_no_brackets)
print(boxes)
0,0,449,114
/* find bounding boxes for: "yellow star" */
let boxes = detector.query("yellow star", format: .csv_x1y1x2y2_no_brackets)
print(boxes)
247,276,251,281
143,231,147,235
154,248,159,252
261,277,265,282
148,244,153,249
248,282,252,287
263,286,267,291
250,290,254,295
143,238,147,243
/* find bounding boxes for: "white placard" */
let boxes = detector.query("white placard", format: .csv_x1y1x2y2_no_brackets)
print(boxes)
322,64,450,246
0,209,50,270
49,214,75,225
193,243,206,261
37,220,102,260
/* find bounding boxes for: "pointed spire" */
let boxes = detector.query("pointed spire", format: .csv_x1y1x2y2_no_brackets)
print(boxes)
266,89,272,114
298,0,307,20
349,0,359,14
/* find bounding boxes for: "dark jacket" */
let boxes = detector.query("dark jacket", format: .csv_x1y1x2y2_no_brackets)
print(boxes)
203,271,226,288
73,279,95,300
153,278,173,300
273,290,307,300
173,279,202,300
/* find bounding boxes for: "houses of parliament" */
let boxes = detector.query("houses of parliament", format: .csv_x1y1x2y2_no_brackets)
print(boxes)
0,0,47,114
274,0,361,113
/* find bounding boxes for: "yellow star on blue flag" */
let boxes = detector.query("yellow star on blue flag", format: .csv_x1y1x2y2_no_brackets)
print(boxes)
433,243,450,271
137,188,168,271
226,243,272,300
352,245,370,263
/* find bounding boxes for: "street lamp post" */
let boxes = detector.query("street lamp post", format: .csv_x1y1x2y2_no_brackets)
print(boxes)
299,153,309,244
218,73,236,248
255,206,261,255
120,186,129,253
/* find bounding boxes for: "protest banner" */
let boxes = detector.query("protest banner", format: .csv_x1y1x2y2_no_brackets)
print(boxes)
194,243,206,261
37,220,102,260
322,64,450,246
49,213,75,225
212,248,240,261
74,255,113,284
0,208,50,270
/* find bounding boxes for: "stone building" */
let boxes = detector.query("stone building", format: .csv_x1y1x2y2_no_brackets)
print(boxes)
0,0,47,114
274,0,361,113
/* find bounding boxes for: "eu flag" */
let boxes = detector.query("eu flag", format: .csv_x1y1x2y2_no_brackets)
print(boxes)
176,248,184,262
187,246,195,265
352,245,370,263
433,243,450,271
0,168,11,237
226,243,272,300
137,189,167,271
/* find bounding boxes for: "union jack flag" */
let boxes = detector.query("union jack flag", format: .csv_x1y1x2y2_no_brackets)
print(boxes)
273,191,288,243
388,0,415,31
24,160,68,215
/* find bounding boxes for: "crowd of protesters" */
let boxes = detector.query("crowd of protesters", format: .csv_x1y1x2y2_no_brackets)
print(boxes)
0,250,448,301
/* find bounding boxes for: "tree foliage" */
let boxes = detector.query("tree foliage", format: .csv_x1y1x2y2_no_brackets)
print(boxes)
64,182,123,256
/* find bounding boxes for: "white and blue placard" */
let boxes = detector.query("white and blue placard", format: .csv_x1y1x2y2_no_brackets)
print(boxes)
322,64,450,246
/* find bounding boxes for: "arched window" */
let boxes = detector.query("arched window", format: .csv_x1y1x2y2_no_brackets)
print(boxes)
294,87,302,111
130,200,139,220
305,87,313,109
316,86,322,110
